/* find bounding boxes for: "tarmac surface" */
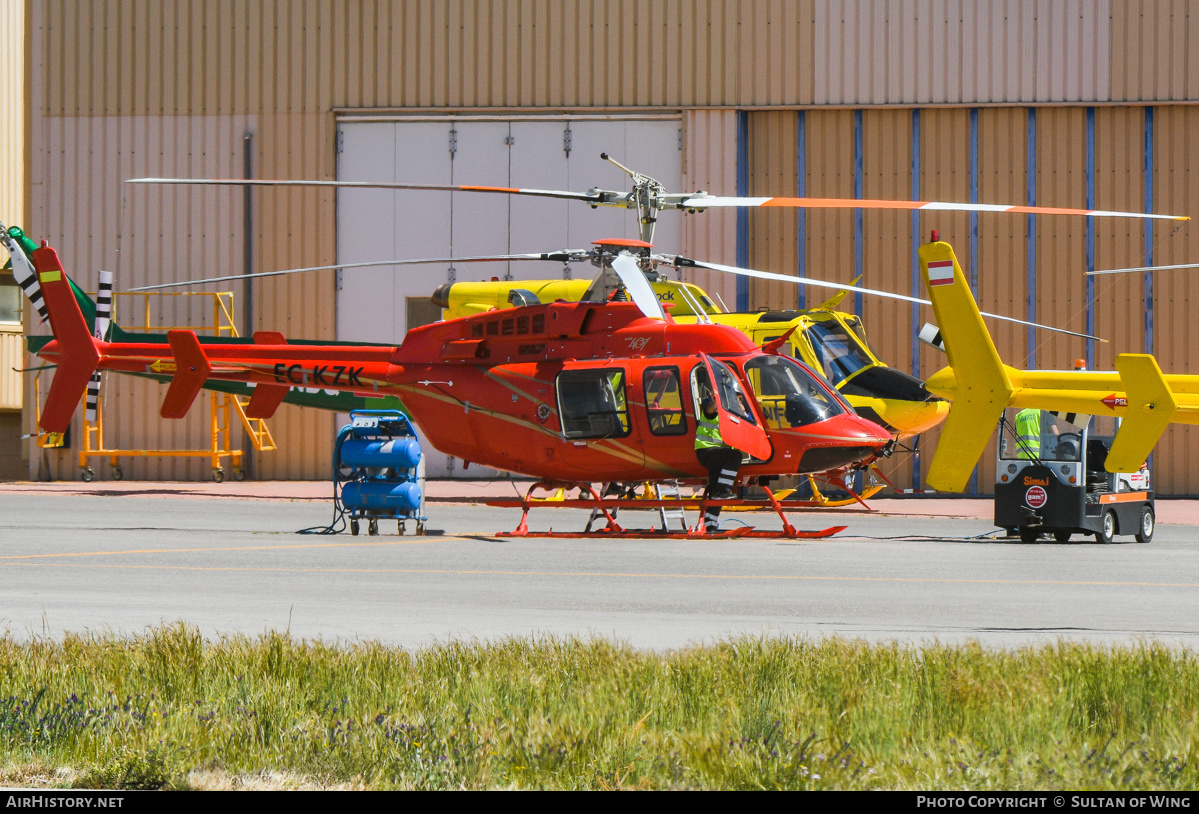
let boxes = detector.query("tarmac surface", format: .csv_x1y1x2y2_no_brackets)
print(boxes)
1,479,1198,650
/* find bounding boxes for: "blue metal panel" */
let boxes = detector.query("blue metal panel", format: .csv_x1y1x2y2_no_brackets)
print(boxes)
736,111,749,312
1144,106,1154,472
797,111,806,310
1027,108,1037,368
1086,107,1096,371
853,109,864,494
853,109,863,317
910,109,922,492
1144,106,1154,356
969,108,979,294
968,108,979,497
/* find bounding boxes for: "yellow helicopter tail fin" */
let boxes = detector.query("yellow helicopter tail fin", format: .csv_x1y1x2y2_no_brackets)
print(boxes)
1106,354,1177,473
919,240,1014,492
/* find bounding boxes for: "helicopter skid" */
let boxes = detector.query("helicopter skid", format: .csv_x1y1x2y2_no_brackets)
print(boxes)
486,482,848,539
493,526,847,540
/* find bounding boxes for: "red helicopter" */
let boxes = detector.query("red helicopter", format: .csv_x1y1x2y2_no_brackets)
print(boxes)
26,235,893,538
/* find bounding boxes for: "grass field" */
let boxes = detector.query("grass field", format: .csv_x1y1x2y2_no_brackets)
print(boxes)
1,624,1197,790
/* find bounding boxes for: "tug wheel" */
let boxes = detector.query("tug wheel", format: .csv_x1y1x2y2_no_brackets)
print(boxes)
1053,530,1071,543
1096,511,1116,544
1018,527,1040,544
1135,506,1154,544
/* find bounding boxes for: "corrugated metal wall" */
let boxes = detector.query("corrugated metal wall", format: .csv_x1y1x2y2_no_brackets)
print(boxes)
0,330,21,410
1,0,24,482
744,105,1199,494
34,0,1199,114
22,0,1199,488
680,110,738,307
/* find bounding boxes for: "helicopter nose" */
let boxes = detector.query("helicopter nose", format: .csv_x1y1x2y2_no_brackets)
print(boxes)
793,413,892,473
838,364,949,437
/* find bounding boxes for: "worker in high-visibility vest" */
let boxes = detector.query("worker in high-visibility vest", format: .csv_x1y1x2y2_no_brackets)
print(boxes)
1015,407,1042,459
694,397,743,533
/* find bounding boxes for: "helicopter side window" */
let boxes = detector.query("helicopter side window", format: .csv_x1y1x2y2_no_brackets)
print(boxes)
744,355,844,428
644,366,688,436
806,320,873,385
556,369,631,439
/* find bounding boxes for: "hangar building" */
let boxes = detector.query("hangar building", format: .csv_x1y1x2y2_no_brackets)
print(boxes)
3,1,1199,494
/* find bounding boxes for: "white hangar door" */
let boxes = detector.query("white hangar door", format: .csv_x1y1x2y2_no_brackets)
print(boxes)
337,117,682,477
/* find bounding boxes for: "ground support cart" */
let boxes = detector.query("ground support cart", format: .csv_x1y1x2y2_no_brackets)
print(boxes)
336,410,427,536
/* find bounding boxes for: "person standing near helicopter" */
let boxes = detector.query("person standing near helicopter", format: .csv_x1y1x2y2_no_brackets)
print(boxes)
695,396,743,533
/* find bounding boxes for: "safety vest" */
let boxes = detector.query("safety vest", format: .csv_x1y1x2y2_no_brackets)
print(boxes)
695,414,724,450
1015,409,1041,459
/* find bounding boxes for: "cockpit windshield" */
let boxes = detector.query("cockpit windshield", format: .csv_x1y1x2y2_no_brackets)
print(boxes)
743,355,846,429
999,408,1086,463
806,319,875,384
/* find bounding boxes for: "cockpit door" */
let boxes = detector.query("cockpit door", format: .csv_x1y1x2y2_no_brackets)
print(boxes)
699,355,773,461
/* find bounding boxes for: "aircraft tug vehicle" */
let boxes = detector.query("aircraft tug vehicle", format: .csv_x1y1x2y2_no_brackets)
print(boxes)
994,409,1153,544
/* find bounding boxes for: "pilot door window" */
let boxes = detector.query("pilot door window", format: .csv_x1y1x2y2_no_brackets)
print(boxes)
693,360,757,424
644,366,688,436
556,369,631,439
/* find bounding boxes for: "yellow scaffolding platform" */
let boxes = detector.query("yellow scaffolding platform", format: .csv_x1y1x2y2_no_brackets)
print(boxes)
35,291,277,481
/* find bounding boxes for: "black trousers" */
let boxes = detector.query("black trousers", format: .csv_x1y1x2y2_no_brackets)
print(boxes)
695,445,742,530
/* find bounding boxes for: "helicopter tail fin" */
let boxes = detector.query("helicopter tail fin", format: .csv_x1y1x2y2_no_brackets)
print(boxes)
1106,354,1176,473
918,239,1014,492
32,245,102,433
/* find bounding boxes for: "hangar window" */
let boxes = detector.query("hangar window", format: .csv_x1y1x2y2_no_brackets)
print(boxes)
0,272,19,324
556,368,629,439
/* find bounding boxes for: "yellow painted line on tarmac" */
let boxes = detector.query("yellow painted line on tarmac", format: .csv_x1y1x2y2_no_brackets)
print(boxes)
1,559,1197,589
0,538,444,560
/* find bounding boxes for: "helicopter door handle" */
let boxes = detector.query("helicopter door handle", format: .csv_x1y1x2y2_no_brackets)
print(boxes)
728,416,740,424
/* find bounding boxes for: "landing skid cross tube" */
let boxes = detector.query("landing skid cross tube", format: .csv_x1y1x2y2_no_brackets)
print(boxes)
487,483,847,539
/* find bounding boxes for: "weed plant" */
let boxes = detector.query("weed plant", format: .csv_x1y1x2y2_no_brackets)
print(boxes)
1,624,1197,790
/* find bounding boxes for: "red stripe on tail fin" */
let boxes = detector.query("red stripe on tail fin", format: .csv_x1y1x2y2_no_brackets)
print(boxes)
160,330,212,418
33,246,101,433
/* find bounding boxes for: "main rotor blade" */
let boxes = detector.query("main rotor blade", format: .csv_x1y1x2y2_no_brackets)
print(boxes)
1088,262,1199,276
610,254,665,320
679,195,1189,221
129,253,579,291
668,256,1103,341
127,177,607,204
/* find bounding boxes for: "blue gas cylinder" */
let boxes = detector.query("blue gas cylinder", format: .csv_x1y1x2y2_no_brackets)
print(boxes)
341,480,422,512
339,438,422,469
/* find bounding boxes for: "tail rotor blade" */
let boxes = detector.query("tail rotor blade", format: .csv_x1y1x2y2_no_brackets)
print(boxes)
85,271,114,423
1,228,48,323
